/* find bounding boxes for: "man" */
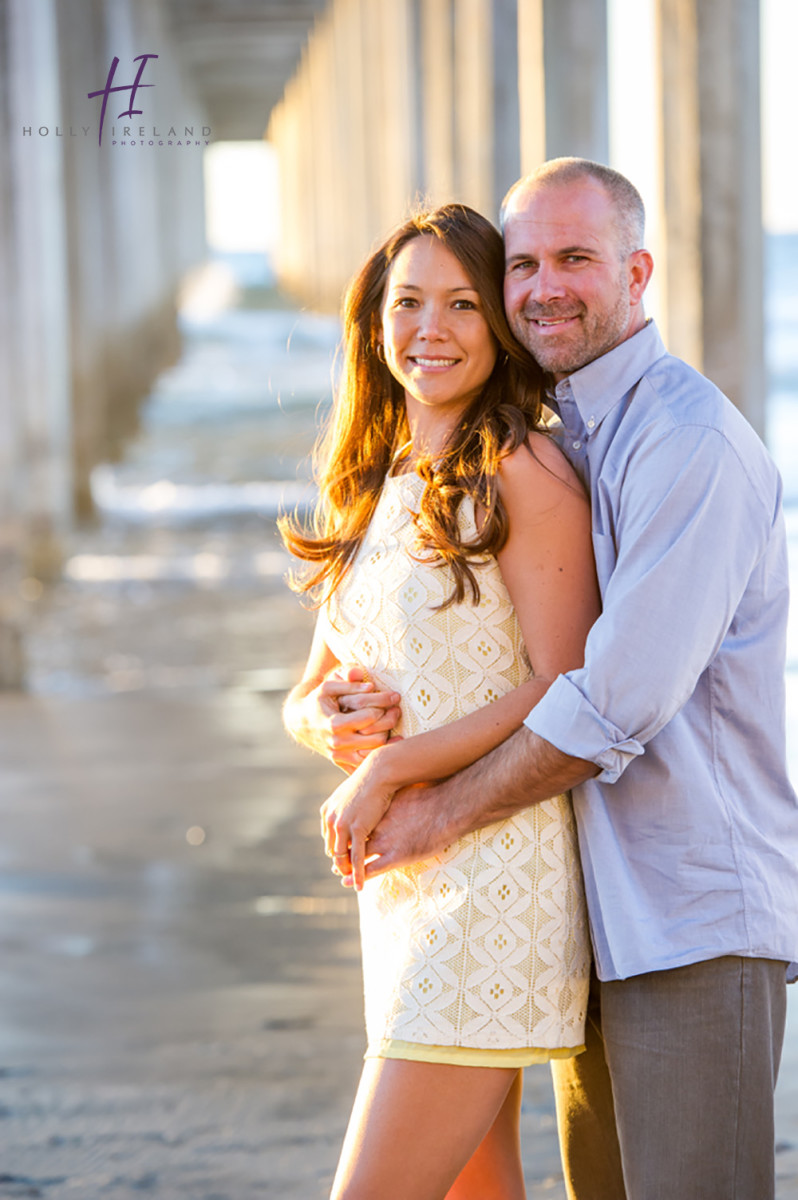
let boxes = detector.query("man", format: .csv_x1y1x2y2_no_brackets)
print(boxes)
297,159,798,1198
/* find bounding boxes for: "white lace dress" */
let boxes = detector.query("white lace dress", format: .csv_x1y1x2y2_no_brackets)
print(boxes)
319,470,590,1065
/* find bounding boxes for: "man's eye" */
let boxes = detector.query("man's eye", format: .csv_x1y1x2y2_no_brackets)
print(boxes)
565,255,588,264
508,261,535,273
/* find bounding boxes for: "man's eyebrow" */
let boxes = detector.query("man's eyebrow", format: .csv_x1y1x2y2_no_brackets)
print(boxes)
506,244,598,264
559,244,599,256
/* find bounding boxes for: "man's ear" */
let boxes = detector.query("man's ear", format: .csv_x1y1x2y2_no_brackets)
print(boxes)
628,249,654,303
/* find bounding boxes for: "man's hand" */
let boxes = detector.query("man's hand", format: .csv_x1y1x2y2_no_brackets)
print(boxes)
284,665,402,773
334,781,447,887
362,782,447,877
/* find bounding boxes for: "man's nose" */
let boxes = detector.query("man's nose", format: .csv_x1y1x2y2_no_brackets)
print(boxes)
529,261,566,303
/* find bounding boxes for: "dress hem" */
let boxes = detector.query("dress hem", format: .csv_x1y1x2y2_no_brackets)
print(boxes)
365,1038,586,1068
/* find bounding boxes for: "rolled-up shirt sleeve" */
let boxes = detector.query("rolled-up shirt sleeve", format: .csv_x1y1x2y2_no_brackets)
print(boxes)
528,673,645,782
525,418,779,783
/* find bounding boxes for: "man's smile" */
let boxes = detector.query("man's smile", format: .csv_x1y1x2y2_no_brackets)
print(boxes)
523,305,583,328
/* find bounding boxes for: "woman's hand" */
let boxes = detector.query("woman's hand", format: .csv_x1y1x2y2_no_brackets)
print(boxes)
321,750,398,889
284,665,402,773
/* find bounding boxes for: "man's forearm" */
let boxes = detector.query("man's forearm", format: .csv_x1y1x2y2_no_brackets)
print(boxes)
435,724,597,838
364,724,597,878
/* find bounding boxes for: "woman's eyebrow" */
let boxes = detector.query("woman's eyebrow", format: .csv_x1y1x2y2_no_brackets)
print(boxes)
391,283,478,292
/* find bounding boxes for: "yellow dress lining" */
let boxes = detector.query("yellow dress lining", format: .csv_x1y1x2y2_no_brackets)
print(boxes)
367,1038,586,1068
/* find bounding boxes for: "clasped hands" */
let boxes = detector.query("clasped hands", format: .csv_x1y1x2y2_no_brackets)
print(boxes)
307,665,401,772
310,665,403,889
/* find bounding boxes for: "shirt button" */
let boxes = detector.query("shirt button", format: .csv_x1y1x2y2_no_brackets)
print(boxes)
587,417,596,429
572,440,582,450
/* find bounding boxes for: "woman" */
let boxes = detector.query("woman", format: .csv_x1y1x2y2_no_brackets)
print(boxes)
280,204,599,1200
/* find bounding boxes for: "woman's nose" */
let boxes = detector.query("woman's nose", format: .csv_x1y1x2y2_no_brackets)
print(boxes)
417,304,446,339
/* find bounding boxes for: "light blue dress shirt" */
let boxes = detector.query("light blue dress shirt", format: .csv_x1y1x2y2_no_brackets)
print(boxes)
525,321,798,982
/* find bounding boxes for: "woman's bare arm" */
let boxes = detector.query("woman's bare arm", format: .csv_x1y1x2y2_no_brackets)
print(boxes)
322,433,600,885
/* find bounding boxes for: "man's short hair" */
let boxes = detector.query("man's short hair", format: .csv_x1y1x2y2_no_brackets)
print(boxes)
501,158,646,259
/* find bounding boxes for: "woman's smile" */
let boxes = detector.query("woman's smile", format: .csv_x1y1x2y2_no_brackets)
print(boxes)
408,354,461,368
380,235,498,443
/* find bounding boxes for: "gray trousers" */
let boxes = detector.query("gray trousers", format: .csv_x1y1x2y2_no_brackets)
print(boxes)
550,956,788,1200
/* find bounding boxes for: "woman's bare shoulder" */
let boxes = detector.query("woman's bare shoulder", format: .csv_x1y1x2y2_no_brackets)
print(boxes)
498,430,585,503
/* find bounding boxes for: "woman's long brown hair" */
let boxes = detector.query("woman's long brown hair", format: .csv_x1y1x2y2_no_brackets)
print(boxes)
278,203,546,608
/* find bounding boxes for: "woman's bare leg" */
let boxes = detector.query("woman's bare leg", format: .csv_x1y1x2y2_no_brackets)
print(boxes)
444,1069,526,1200
330,1058,524,1200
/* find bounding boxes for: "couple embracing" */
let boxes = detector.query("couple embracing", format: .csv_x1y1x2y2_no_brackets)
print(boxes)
281,158,798,1200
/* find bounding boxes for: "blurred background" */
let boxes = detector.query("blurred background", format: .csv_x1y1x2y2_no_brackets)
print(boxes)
0,0,796,1197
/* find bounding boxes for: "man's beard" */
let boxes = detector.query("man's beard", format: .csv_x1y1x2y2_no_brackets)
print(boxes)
512,286,631,377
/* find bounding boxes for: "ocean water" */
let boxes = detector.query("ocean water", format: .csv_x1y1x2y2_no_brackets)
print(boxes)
766,233,798,496
767,235,798,758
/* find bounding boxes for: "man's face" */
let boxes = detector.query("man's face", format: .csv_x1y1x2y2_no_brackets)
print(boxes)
503,178,642,381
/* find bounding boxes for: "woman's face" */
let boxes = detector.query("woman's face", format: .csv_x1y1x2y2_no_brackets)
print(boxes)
379,236,498,427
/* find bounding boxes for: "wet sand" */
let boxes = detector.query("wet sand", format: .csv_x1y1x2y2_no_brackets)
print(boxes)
0,584,566,1198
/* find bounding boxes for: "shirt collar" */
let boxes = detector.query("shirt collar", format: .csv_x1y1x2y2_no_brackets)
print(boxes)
552,320,667,430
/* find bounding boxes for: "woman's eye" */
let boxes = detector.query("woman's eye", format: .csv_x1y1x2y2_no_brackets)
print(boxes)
394,297,417,308
453,299,477,310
